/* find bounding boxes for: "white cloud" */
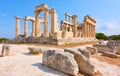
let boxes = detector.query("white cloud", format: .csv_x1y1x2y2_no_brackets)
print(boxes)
105,20,120,29
0,12,7,16
96,19,120,36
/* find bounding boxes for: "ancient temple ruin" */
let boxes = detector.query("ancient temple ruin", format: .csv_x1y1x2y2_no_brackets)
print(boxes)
14,4,97,45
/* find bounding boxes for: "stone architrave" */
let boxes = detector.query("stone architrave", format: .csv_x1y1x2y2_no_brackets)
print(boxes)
24,18,28,37
15,16,21,37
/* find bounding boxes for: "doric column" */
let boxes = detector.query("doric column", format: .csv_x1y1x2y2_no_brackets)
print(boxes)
51,8,58,36
88,23,90,38
86,22,89,38
44,9,49,37
72,15,77,37
32,21,35,37
65,13,67,21
93,25,95,38
90,24,92,38
35,11,41,37
24,18,28,37
92,25,94,38
84,22,87,38
15,16,21,37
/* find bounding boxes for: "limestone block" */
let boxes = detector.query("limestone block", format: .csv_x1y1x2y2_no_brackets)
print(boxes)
43,50,79,75
64,48,97,75
86,47,98,55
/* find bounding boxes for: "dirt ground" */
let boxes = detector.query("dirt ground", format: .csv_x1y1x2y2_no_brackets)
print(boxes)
0,44,120,76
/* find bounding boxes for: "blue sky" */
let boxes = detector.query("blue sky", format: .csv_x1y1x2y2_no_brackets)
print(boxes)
0,0,120,39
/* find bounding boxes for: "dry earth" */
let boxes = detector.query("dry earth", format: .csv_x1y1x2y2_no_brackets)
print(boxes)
0,44,120,76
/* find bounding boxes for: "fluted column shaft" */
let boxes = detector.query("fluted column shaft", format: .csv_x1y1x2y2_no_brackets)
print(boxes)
35,12,41,37
72,15,77,37
15,16,21,37
24,18,28,37
44,9,49,37
32,21,35,37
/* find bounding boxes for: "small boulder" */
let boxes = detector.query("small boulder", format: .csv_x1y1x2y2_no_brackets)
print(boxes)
28,47,47,55
43,50,79,75
28,47,40,54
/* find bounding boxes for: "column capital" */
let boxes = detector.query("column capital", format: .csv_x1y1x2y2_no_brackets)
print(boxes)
24,18,28,21
72,15,77,19
50,8,56,14
15,16,21,19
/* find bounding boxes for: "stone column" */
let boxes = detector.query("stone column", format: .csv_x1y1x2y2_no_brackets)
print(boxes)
15,16,21,37
51,9,58,36
44,9,49,37
87,23,90,38
72,15,77,37
86,22,89,38
32,21,35,37
35,11,41,37
24,18,28,37
90,24,93,38
93,25,95,38
84,22,87,38
65,13,67,21
92,25,94,38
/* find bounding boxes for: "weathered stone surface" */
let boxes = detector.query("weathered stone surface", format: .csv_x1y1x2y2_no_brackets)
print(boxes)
78,48,91,59
64,48,96,75
1,44,10,57
43,50,79,75
86,47,98,55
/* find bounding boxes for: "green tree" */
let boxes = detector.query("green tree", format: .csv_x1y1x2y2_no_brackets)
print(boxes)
0,38,9,42
96,33,108,40
109,35,120,40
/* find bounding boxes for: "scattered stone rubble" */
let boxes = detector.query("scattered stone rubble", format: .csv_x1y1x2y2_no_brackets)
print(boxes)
43,48,97,75
93,40,120,58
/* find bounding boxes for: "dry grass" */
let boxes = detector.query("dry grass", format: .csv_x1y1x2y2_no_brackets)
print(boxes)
92,55,120,67
9,41,98,49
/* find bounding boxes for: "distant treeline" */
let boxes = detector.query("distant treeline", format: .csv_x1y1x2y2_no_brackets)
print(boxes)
96,33,120,40
0,38,9,43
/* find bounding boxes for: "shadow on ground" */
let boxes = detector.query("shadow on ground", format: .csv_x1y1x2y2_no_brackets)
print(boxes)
31,63,67,76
